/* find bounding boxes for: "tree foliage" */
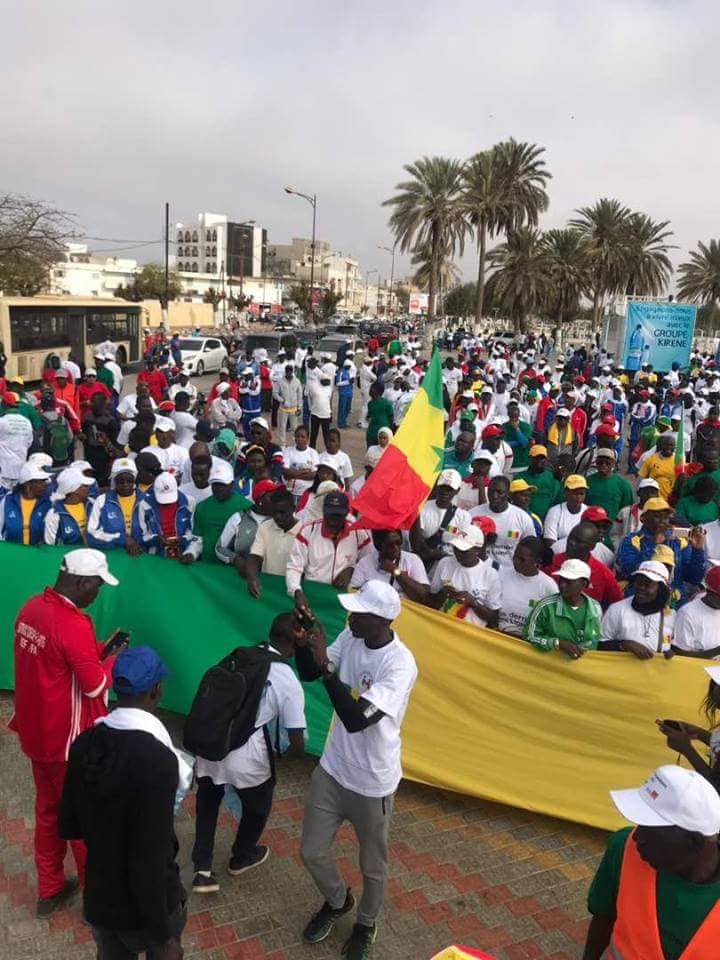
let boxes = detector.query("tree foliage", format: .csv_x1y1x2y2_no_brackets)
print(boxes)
486,228,553,333
444,282,477,317
0,193,77,295
677,240,720,306
318,289,344,321
115,263,182,307
203,287,223,308
286,281,312,315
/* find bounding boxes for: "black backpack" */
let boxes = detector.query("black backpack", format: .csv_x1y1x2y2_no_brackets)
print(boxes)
182,645,287,761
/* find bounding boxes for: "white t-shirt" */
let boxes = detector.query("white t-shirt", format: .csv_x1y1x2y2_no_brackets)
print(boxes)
543,502,585,542
318,449,354,484
320,629,418,797
350,549,429,596
308,382,333,419
180,480,212,504
469,503,536,568
673,595,720,656
117,394,157,419
430,556,501,628
171,410,198,449
142,443,189,477
282,445,319,497
601,597,675,653
197,654,306,788
419,502,472,541
703,520,720,564
498,568,557,636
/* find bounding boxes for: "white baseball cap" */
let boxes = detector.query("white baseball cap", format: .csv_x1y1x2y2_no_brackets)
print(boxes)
250,416,270,431
554,558,591,581
154,417,175,433
209,459,234,484
62,548,119,586
18,461,51,484
437,468,462,491
634,560,670,585
57,468,93,497
338,579,401,622
110,458,138,479
84,367,97,376
216,381,231,395
611,765,720,837
154,472,178,504
449,525,485,551
27,452,53,470
638,478,661,492
555,407,571,418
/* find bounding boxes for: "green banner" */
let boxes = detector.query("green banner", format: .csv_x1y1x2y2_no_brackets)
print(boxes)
0,544,345,756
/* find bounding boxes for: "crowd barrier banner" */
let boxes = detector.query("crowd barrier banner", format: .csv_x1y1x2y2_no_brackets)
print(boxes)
0,543,712,830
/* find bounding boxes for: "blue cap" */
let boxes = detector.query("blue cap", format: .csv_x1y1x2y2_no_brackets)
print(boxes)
112,646,170,695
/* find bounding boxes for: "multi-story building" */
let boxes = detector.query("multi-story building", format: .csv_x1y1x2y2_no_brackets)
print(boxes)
266,238,362,312
49,244,138,297
174,212,266,281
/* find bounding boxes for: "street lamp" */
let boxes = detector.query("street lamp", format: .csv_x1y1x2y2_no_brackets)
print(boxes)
284,186,317,321
378,243,396,317
364,268,378,313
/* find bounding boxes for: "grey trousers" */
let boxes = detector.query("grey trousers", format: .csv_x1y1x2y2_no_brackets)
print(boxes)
300,764,394,927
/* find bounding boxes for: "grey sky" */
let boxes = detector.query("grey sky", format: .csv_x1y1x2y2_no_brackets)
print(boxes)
4,0,718,286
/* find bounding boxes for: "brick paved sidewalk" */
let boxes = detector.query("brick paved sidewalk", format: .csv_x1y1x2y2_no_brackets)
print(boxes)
0,693,606,960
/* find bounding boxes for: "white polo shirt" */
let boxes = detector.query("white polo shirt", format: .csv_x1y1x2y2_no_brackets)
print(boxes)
320,629,417,797
250,519,302,576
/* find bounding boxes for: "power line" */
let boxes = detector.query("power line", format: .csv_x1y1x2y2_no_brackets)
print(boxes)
80,235,166,244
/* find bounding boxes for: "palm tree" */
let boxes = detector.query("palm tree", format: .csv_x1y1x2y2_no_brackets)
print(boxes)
677,240,720,305
462,139,551,325
486,227,553,334
383,156,467,320
624,213,674,296
542,228,590,336
410,240,461,314
569,198,631,329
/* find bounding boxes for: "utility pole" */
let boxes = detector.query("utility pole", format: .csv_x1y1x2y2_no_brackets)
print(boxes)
378,242,396,317
221,260,226,327
284,187,317,323
163,201,170,330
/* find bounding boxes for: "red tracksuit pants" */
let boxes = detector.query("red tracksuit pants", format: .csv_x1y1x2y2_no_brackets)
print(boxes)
31,760,86,899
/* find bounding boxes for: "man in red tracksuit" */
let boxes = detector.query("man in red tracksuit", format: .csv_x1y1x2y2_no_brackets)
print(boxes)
9,548,121,917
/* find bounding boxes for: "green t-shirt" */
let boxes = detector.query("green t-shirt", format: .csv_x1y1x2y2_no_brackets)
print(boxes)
97,367,115,391
442,448,474,479
366,398,394,445
682,468,720,499
586,473,634,521
192,492,252,562
503,420,533,471
675,496,720,526
516,468,563,519
588,827,720,960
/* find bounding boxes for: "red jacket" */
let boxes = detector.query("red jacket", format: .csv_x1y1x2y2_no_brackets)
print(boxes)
570,407,588,446
78,381,112,417
546,552,623,608
9,589,114,763
137,370,168,403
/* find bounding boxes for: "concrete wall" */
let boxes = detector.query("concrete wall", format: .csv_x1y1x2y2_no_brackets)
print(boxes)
140,300,215,330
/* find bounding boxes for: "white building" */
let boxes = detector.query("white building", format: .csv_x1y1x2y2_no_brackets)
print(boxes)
174,212,265,281
266,238,362,312
50,244,138,297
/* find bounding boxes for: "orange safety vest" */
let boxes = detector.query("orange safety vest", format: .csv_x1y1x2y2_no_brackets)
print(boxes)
609,828,720,959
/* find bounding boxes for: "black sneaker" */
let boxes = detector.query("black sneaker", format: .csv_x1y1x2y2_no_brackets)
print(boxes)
227,844,270,876
302,889,355,943
36,877,80,918
192,871,220,893
341,923,377,959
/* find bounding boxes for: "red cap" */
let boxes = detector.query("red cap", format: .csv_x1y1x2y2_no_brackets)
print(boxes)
638,389,650,399
472,515,497,536
574,375,586,384
157,400,175,412
2,391,19,406
582,506,610,524
601,402,613,411
481,424,504,439
595,424,617,438
706,567,720,594
252,480,283,501
536,374,545,384
601,413,616,424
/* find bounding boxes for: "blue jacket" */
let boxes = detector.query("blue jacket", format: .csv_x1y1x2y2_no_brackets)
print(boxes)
132,489,195,556
0,491,51,544
44,501,89,545
616,527,706,599
86,491,133,549
336,369,353,393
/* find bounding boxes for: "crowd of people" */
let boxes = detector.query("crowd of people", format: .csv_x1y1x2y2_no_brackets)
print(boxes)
6,321,720,959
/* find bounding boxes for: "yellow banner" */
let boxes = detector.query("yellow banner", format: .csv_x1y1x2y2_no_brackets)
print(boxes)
396,600,712,831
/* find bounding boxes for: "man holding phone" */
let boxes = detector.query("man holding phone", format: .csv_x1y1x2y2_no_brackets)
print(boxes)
9,549,124,917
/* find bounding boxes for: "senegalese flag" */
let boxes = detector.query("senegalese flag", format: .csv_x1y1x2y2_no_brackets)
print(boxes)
675,413,686,475
352,348,445,529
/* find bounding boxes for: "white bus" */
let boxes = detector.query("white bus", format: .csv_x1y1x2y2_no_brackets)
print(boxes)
0,296,144,381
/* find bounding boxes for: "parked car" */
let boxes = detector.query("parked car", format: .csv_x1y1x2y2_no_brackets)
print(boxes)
325,323,359,336
178,337,228,377
316,334,357,357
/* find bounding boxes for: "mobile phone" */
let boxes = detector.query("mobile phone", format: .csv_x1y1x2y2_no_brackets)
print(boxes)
673,526,691,540
662,719,682,731
103,630,130,659
296,610,315,632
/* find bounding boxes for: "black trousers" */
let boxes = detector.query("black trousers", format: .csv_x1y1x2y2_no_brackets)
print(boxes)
191,776,274,871
91,904,186,960
309,414,331,450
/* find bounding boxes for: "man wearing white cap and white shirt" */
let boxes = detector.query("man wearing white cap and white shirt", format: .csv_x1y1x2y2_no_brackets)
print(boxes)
295,580,418,959
209,380,243,429
584,764,720,960
9,548,121,916
598,561,676,658
141,418,189,477
428,524,501,628
671,566,720,660
410,469,473,569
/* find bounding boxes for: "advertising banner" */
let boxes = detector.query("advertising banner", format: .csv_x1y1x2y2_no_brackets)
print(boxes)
0,544,711,831
409,293,428,315
622,301,697,372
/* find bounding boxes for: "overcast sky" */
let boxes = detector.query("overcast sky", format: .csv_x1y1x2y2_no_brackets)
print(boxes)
4,0,718,286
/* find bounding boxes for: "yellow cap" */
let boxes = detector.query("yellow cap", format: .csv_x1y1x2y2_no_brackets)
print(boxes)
564,474,589,490
11,375,24,385
653,544,676,567
529,444,547,457
510,478,537,494
642,497,671,512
